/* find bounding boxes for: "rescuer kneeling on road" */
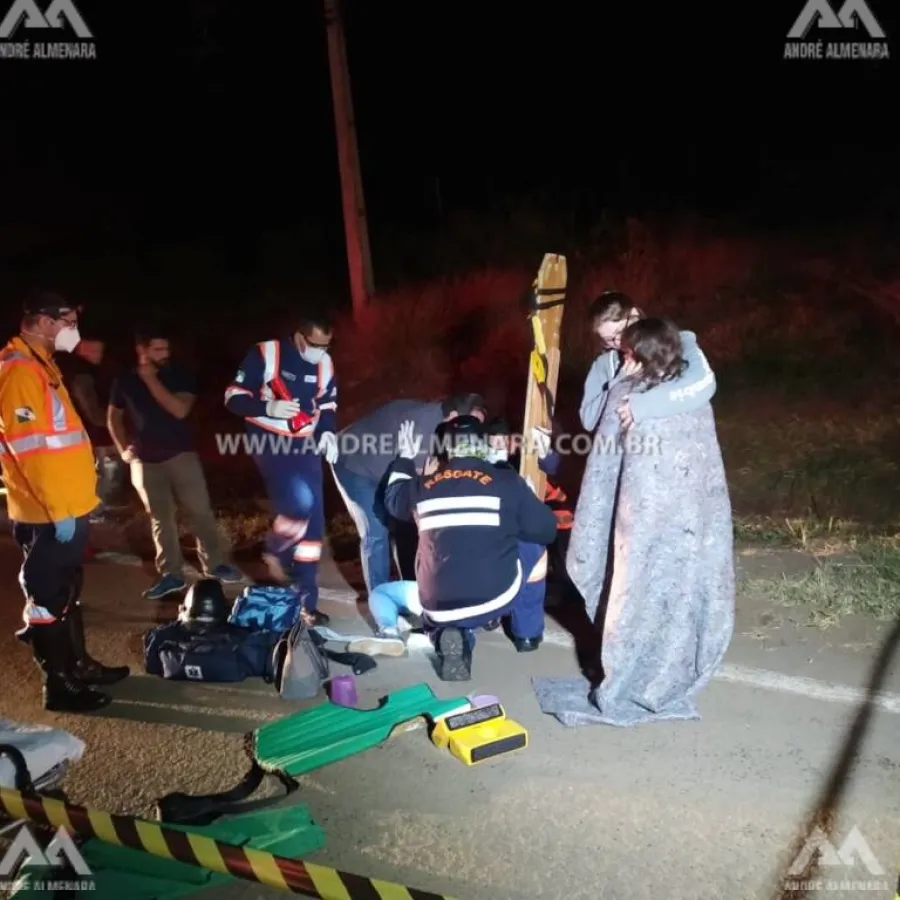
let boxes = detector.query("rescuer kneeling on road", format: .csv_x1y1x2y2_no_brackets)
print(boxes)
383,415,557,681
0,291,129,712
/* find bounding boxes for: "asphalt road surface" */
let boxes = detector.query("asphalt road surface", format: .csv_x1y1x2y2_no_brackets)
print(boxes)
0,536,899,900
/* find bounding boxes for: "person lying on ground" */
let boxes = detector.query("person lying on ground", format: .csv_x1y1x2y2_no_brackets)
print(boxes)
579,291,716,434
346,579,424,658
381,415,557,682
330,392,487,594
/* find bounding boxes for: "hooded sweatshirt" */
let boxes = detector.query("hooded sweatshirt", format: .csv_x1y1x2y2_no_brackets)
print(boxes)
579,330,716,432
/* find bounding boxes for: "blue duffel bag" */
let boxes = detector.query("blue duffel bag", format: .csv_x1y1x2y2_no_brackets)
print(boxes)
228,585,301,633
143,621,281,682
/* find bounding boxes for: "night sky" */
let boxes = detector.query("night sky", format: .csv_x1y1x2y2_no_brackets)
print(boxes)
2,0,899,253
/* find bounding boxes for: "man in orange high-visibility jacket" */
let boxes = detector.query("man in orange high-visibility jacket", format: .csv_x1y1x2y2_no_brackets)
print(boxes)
0,290,129,712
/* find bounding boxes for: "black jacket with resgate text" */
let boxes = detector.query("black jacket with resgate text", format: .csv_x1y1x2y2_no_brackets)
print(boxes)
383,455,557,623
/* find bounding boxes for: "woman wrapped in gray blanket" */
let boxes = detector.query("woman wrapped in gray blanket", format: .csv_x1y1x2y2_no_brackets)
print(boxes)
533,307,734,727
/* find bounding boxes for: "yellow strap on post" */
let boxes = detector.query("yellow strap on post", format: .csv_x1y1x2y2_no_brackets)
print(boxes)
531,315,546,355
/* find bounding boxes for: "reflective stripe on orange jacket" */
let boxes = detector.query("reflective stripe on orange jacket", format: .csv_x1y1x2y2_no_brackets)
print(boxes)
545,483,566,503
543,480,573,531
0,336,98,523
553,508,574,530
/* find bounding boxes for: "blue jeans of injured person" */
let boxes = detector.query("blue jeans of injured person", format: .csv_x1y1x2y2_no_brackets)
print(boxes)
368,580,423,632
330,461,392,593
423,541,548,648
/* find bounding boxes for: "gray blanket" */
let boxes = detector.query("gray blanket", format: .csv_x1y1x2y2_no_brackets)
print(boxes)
533,377,735,727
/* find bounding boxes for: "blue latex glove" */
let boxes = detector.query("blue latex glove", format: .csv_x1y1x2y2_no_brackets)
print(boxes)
54,517,76,543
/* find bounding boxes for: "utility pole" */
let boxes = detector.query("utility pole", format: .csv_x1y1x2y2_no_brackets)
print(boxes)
324,0,374,318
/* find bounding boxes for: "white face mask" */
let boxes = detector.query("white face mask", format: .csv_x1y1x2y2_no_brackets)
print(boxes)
54,325,81,353
300,346,326,364
487,447,509,464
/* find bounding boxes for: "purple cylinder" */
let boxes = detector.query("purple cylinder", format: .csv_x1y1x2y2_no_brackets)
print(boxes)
469,694,501,709
328,674,358,707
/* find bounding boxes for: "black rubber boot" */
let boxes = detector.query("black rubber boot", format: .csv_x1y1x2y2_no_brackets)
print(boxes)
67,605,130,686
31,622,112,713
435,627,472,682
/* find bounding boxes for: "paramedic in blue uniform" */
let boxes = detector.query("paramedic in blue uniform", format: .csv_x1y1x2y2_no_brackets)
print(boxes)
485,416,578,606
383,415,557,681
223,313,338,626
331,392,487,594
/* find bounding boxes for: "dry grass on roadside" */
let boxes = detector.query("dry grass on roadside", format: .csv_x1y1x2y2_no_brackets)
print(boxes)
720,408,900,530
742,535,900,627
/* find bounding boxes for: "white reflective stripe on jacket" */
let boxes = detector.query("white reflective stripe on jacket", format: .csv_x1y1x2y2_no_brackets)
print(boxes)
244,340,332,438
0,429,90,457
0,350,90,457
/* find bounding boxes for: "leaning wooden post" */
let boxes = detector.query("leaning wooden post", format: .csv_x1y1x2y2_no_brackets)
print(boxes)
519,253,567,498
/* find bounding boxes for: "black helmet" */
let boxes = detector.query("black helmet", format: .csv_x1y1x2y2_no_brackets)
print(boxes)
484,415,513,463
433,414,487,461
484,416,511,438
178,578,229,627
22,289,79,319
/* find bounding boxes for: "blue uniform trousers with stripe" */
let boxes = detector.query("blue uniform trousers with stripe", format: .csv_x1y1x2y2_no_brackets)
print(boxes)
424,540,547,647
14,516,90,625
510,540,548,639
254,447,323,612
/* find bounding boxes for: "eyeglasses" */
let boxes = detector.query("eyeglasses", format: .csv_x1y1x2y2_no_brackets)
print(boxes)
302,333,332,349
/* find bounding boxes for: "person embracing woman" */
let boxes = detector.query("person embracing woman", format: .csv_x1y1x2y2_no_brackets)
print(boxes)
579,290,717,434
533,316,735,727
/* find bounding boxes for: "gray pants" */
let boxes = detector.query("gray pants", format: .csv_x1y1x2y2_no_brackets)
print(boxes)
130,451,227,577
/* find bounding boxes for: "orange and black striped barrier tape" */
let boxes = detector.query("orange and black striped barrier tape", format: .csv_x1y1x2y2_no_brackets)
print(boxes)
0,786,456,898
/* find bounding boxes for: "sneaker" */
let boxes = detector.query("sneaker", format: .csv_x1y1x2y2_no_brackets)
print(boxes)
208,564,246,585
348,629,406,658
435,627,472,682
143,574,187,600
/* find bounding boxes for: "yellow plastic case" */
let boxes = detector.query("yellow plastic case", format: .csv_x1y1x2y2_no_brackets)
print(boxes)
430,703,528,765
